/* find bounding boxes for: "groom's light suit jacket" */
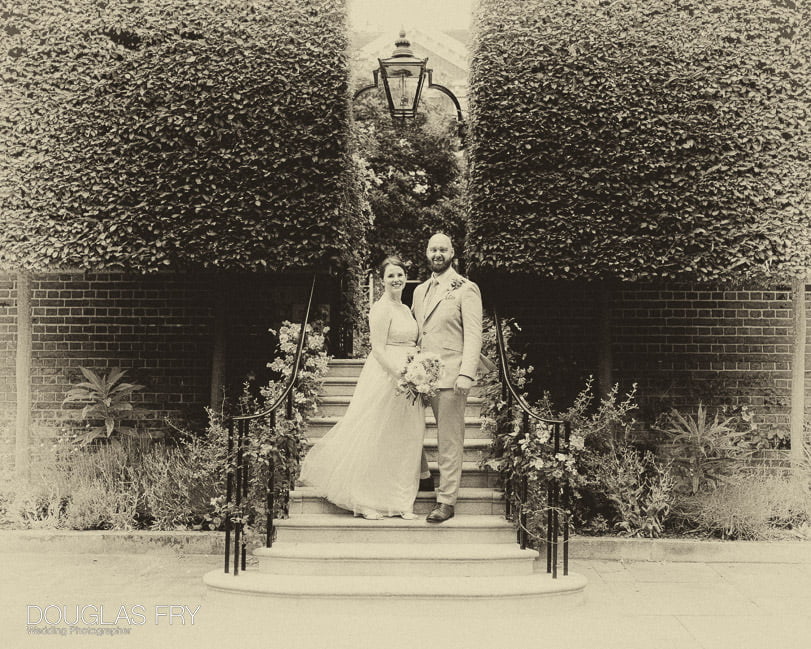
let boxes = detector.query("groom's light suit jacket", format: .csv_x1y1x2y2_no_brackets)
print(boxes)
412,268,484,389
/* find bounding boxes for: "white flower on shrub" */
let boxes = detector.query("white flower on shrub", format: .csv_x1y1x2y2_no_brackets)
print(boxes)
533,423,551,443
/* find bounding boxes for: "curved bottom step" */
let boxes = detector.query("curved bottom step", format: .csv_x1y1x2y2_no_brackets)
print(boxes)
253,542,538,577
203,570,587,616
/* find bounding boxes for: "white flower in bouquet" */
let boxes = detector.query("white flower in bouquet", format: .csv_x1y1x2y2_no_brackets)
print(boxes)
396,351,444,406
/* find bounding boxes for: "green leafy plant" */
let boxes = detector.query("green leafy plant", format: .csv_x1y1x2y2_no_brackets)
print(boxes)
718,404,789,450
656,403,751,496
595,443,674,538
62,367,145,445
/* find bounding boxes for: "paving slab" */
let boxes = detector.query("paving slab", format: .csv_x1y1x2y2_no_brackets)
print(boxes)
2,550,811,649
677,615,811,649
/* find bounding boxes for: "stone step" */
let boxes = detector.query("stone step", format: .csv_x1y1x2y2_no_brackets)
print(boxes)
252,542,537,577
306,415,484,439
320,377,363,396
325,359,365,377
316,395,484,418
273,514,516,544
290,487,504,516
203,570,588,615
427,462,500,488
322,363,484,397
301,437,492,465
423,438,491,463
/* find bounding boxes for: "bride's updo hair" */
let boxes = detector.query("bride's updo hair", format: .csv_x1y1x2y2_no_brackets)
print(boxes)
379,255,407,278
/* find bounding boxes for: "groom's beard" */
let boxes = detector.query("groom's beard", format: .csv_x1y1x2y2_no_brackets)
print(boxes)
430,258,452,274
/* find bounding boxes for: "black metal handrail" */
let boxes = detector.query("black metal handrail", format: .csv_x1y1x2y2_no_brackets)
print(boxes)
223,274,317,576
491,307,572,578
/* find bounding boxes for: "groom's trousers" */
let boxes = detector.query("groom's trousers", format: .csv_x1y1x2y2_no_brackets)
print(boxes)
426,388,467,506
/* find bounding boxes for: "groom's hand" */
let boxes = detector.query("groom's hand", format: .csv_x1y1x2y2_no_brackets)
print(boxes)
453,375,473,396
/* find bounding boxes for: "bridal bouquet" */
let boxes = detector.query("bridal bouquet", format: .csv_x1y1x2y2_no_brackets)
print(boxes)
395,351,443,407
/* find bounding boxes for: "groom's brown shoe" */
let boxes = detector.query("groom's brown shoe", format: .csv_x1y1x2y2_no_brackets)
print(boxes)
426,503,454,523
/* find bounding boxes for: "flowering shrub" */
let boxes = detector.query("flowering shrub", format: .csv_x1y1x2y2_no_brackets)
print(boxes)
219,320,331,545
480,313,676,540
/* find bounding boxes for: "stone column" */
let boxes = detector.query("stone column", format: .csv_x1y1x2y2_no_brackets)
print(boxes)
597,282,613,401
790,275,806,467
210,280,227,411
15,272,31,482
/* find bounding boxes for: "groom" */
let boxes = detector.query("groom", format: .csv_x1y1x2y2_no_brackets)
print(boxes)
412,233,483,523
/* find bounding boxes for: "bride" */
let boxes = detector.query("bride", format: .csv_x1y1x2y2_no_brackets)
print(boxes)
299,256,427,520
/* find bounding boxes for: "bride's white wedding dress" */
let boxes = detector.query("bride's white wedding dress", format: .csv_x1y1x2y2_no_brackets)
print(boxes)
299,298,426,517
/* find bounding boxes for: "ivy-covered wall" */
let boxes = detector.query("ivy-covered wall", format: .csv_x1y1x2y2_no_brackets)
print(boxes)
1,0,364,274
467,0,810,281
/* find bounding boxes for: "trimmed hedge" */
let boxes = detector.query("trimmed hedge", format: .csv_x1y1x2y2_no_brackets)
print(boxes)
1,0,364,273
467,0,810,281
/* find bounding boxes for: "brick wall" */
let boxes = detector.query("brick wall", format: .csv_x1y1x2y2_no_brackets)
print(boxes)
26,272,216,445
611,284,793,436
0,271,330,471
490,279,805,443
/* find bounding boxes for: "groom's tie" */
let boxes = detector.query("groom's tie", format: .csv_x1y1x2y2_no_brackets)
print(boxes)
422,277,438,323
424,277,438,307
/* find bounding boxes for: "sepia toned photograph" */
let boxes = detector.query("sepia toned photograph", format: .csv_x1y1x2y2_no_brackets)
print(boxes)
1,1,809,647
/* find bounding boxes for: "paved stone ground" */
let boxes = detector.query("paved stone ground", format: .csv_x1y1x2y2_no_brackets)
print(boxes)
1,552,809,649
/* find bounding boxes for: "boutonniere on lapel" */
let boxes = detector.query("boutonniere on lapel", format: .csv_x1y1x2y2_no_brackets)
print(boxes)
445,277,465,299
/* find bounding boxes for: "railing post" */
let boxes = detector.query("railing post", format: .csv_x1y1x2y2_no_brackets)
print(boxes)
520,411,530,549
546,480,553,574
241,419,249,572
563,420,571,576
552,421,560,579
505,393,514,520
233,419,245,576
224,419,234,574
266,411,276,548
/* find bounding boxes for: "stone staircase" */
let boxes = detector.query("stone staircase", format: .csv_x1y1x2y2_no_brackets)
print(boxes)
204,359,586,614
